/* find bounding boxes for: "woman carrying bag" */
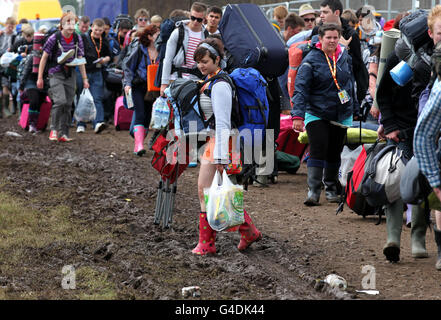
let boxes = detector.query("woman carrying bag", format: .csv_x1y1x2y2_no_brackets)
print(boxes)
123,24,160,156
192,37,262,256
291,23,358,206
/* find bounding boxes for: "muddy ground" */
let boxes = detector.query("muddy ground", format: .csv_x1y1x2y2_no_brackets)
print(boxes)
0,115,440,301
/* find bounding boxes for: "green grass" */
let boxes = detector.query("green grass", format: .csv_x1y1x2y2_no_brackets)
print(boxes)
0,192,118,299
0,193,109,248
74,267,118,300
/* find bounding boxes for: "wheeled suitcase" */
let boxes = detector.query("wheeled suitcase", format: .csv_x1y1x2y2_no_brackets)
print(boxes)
276,114,308,159
18,95,52,131
219,3,288,77
114,96,134,130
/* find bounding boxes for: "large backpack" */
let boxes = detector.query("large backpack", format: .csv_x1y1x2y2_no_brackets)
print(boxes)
399,10,431,51
287,40,312,101
112,14,134,32
336,141,386,218
169,68,268,141
361,145,409,207
154,17,208,87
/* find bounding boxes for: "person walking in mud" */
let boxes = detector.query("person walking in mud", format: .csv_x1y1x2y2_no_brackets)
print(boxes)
123,24,160,156
191,37,262,256
37,11,89,142
292,23,357,206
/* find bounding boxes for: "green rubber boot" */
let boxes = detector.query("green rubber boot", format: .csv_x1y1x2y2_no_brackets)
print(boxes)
304,166,323,206
434,226,441,270
2,94,12,118
383,199,403,262
411,205,429,259
323,162,341,203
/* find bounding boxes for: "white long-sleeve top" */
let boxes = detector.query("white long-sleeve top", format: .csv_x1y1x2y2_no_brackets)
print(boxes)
207,81,233,164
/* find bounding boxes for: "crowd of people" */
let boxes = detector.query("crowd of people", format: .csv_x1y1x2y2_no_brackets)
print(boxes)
2,0,441,267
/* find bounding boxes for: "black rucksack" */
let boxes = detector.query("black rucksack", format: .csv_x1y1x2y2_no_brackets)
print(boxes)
399,10,431,51
112,14,134,31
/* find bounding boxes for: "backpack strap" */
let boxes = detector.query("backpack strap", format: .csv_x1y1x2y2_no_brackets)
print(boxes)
175,24,186,70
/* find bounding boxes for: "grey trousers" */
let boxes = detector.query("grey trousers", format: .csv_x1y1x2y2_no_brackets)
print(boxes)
48,72,76,137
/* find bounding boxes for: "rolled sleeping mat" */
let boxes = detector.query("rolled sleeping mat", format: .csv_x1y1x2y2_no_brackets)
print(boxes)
32,33,45,73
373,28,401,109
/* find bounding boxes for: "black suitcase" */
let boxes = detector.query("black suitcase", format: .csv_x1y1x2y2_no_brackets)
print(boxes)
219,3,288,78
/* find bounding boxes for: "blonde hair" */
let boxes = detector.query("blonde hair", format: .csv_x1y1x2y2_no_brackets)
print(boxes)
21,23,34,36
135,8,150,21
273,6,289,20
5,17,16,25
428,5,441,32
150,15,162,24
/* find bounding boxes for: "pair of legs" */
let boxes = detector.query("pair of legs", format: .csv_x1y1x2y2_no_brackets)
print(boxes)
77,70,106,132
27,89,47,132
383,200,429,262
304,120,347,206
48,72,76,139
0,78,12,118
132,84,153,156
192,139,262,255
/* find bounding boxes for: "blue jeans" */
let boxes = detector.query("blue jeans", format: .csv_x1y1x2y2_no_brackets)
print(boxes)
78,70,104,129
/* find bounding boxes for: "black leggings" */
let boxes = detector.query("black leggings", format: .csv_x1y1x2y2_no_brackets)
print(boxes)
132,85,153,128
27,89,47,113
306,120,347,166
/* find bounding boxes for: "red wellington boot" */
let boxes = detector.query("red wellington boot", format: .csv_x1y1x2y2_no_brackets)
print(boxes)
238,210,262,251
192,212,216,255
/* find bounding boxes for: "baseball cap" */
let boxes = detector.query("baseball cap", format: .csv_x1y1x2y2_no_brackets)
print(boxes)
299,4,317,17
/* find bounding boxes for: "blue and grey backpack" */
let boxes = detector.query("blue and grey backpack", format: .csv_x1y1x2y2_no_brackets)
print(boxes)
168,67,269,148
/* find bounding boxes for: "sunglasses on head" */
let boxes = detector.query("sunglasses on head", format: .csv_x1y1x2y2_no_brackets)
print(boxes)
191,16,204,23
303,18,315,22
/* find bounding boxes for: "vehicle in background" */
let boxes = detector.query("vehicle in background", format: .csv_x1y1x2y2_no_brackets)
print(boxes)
29,18,60,33
14,0,63,22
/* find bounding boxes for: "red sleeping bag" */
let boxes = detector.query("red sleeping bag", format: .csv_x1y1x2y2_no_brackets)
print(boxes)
276,114,308,159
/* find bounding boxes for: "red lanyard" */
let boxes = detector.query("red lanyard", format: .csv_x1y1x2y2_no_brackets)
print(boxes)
91,36,102,58
323,51,342,91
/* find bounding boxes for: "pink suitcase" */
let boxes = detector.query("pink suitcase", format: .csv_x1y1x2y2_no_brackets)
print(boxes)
18,96,52,131
114,96,134,130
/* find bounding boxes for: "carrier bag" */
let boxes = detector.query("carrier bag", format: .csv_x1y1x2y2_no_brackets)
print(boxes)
74,88,96,122
219,3,288,77
339,145,363,187
205,170,245,232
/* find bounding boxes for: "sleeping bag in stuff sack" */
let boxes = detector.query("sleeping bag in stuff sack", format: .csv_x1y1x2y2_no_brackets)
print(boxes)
219,3,288,77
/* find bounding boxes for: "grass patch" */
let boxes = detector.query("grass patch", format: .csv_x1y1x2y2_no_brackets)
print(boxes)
75,267,118,300
0,192,109,249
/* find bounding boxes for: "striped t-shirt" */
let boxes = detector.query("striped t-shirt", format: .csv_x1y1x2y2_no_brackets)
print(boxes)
182,29,201,78
43,31,84,75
